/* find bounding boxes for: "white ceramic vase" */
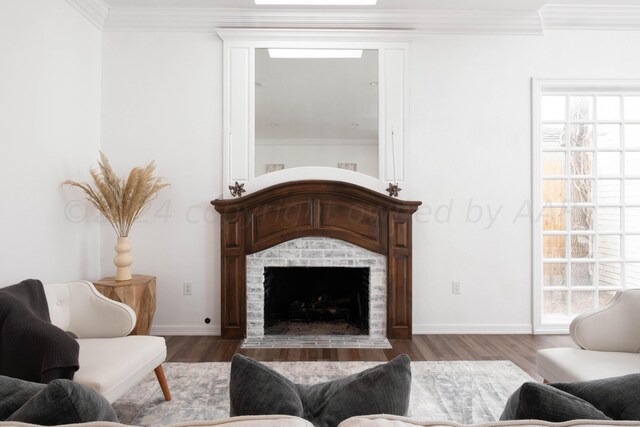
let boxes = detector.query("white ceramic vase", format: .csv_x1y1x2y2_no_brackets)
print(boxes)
114,236,133,281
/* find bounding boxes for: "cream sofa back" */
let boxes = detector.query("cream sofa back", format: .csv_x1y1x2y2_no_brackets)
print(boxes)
3,416,640,427
0,416,312,427
338,415,640,426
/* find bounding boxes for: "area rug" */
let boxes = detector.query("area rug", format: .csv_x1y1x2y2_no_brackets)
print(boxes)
113,360,533,426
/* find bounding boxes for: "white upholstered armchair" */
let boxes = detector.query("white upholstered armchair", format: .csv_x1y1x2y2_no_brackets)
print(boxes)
537,288,640,383
43,280,171,403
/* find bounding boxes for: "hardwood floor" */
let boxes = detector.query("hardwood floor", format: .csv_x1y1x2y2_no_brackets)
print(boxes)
165,334,574,381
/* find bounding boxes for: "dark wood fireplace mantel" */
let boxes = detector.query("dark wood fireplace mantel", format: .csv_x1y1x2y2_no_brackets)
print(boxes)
211,180,421,339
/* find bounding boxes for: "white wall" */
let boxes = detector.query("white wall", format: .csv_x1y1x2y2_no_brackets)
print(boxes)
0,0,102,285
100,29,640,334
100,32,222,334
408,31,640,333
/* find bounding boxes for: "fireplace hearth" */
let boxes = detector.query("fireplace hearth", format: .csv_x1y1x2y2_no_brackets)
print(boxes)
264,266,370,336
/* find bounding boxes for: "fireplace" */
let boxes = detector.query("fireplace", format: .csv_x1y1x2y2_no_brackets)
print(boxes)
264,266,369,336
246,236,387,340
212,180,421,340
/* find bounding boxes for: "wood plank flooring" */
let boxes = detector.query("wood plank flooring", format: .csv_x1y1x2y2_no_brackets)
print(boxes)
164,334,574,381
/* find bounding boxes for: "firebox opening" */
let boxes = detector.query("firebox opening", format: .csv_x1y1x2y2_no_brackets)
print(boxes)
263,266,370,336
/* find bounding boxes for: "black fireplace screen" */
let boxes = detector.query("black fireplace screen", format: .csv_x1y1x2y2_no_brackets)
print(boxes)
263,266,369,336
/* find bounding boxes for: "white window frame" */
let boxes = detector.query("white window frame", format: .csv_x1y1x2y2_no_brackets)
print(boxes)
532,79,640,334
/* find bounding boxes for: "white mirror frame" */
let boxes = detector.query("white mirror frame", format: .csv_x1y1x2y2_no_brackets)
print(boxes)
218,29,414,197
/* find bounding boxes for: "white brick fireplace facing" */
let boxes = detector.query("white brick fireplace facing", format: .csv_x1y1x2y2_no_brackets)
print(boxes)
243,237,391,349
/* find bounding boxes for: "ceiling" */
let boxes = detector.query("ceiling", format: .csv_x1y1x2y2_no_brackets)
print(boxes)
102,0,548,11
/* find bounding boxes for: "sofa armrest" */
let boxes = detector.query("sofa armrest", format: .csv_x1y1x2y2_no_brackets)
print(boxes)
45,281,136,338
570,289,640,353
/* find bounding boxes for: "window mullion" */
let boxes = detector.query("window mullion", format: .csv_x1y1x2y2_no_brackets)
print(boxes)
621,95,627,290
565,94,572,317
593,95,600,309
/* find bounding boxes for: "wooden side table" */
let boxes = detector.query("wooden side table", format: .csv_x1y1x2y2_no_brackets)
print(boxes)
93,275,157,335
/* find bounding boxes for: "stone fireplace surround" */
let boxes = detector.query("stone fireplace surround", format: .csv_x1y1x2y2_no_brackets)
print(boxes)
212,180,421,342
244,237,389,348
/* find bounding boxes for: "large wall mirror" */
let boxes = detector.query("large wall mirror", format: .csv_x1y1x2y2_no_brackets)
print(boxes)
219,30,412,196
255,48,379,178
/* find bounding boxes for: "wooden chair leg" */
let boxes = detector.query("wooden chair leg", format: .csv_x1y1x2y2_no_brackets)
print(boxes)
154,365,172,401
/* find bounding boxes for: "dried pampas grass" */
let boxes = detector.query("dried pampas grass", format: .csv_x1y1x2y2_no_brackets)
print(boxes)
64,152,169,237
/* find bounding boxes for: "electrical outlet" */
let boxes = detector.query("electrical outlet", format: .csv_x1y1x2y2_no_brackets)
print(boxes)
452,281,461,295
183,282,193,296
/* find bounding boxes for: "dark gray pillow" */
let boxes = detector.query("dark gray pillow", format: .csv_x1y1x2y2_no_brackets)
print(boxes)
229,355,304,418
0,375,46,420
230,354,411,427
500,382,612,422
552,373,640,420
6,378,118,425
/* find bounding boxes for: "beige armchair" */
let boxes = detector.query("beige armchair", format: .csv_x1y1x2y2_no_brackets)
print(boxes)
44,280,171,403
537,288,640,383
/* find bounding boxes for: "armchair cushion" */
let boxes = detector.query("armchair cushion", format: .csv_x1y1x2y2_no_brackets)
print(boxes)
75,335,167,403
0,375,117,425
537,347,640,383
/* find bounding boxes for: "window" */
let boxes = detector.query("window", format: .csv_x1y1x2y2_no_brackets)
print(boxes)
533,81,640,332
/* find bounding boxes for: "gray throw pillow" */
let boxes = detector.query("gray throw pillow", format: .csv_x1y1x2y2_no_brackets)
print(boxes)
230,354,411,427
6,379,118,425
0,375,45,420
552,373,640,420
500,382,612,422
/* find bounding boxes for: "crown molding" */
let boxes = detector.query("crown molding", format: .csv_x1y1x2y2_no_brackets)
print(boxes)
541,4,640,31
413,9,543,35
102,8,544,35
69,3,640,34
66,0,110,30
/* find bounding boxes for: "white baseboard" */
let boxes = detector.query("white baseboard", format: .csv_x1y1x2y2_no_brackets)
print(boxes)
533,326,570,335
150,323,534,336
413,323,533,334
151,324,221,336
